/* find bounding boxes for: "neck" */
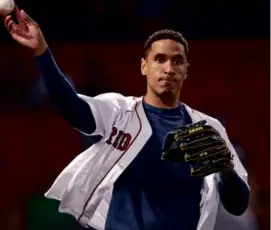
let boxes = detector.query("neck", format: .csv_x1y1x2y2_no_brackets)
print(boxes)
144,90,180,109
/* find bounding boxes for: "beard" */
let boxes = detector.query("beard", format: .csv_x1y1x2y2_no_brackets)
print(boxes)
151,84,177,101
145,82,182,108
157,81,180,95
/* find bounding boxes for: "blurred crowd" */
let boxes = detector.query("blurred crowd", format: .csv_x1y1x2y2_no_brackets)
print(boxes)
0,0,269,230
0,0,269,42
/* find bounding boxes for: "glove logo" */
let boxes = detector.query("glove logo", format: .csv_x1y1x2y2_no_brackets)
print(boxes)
199,152,208,157
188,126,203,134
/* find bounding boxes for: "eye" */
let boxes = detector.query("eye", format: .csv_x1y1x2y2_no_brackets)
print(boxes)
155,55,166,64
173,58,184,65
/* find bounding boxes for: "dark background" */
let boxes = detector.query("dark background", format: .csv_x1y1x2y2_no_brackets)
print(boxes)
0,0,269,230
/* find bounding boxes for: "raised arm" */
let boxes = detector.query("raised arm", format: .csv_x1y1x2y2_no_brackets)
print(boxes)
4,8,96,134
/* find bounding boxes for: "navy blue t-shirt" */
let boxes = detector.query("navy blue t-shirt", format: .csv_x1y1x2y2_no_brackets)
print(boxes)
105,101,204,230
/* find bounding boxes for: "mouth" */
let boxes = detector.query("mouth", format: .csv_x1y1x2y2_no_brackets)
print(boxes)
159,77,175,82
159,78,176,89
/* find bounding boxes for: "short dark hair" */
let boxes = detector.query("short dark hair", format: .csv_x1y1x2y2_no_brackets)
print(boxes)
143,29,189,60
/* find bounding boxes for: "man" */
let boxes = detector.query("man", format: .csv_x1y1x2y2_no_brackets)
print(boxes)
4,8,249,230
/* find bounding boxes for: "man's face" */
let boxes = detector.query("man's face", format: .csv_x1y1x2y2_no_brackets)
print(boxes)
141,39,189,96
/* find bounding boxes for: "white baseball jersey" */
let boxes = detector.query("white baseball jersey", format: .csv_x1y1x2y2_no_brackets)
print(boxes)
45,93,248,230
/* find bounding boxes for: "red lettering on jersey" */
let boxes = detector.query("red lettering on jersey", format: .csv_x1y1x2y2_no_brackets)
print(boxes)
106,127,118,145
113,130,124,148
106,127,132,151
117,133,132,151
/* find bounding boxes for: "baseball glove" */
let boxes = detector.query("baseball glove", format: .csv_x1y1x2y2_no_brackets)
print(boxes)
161,120,234,177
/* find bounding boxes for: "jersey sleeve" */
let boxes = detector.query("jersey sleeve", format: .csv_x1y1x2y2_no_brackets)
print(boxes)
77,93,127,137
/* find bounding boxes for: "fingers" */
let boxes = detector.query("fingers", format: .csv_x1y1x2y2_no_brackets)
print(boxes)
20,10,35,24
15,6,23,23
15,8,28,31
5,9,29,36
5,15,17,33
192,120,206,127
4,15,11,27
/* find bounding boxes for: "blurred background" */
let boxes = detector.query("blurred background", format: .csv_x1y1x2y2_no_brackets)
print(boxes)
0,0,269,229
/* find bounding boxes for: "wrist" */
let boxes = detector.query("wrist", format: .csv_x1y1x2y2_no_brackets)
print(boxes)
34,42,48,56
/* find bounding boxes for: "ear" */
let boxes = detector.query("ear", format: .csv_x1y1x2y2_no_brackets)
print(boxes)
141,58,147,76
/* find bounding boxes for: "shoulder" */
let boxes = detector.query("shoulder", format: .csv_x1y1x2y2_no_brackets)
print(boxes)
197,110,224,129
94,92,127,102
78,92,138,109
184,104,225,131
78,92,126,101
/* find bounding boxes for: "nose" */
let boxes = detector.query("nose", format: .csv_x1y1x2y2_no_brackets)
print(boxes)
164,61,175,76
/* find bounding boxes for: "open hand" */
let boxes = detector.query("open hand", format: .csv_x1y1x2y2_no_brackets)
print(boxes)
4,7,47,55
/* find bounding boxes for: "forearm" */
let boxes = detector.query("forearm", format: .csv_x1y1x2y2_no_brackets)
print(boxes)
216,169,249,216
35,48,96,134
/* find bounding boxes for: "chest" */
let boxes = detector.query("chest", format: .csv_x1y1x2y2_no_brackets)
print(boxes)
119,110,203,192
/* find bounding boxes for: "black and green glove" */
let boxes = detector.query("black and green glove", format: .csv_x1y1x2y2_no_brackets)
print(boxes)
162,120,234,177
